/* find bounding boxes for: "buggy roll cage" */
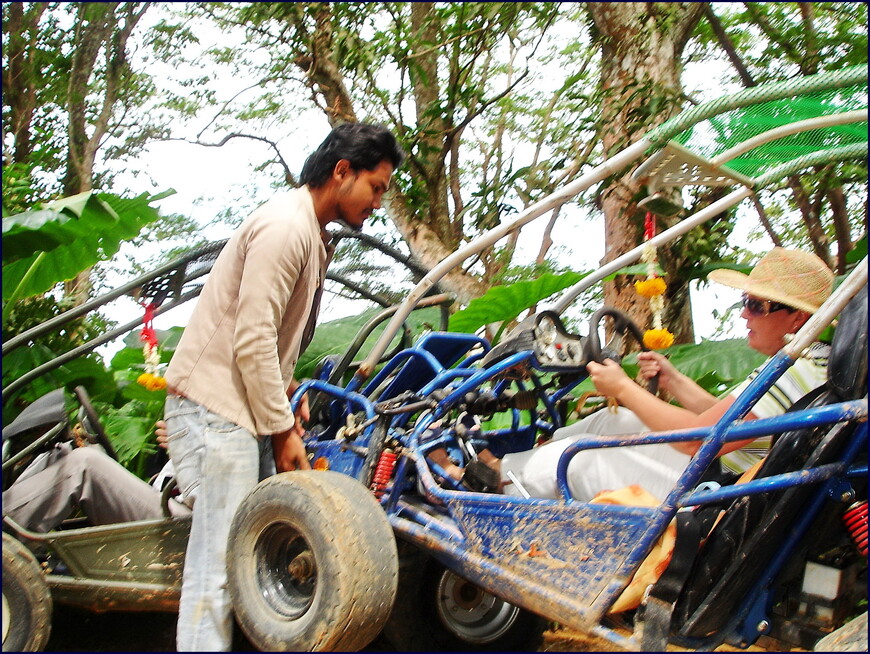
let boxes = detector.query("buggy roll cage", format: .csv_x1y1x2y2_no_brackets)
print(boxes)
355,64,868,379
1,227,451,400
287,64,867,651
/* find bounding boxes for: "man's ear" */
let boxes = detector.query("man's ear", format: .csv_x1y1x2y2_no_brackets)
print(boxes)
333,158,351,180
793,310,811,332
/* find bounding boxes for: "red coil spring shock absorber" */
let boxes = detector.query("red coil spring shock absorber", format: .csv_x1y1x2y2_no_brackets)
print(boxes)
843,500,868,557
371,449,397,499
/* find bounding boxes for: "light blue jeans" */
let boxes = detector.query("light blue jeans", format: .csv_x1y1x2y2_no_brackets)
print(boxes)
165,394,275,652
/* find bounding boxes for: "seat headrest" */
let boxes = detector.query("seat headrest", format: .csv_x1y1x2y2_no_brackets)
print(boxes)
827,283,867,400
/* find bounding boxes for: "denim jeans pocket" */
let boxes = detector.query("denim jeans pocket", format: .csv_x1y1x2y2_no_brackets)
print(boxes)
165,404,206,507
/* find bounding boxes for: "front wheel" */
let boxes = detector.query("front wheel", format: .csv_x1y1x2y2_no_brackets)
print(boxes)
227,471,398,651
2,533,52,652
380,542,547,651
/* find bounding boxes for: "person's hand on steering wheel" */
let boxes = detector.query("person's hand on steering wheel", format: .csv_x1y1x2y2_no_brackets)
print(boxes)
586,359,634,399
637,351,678,392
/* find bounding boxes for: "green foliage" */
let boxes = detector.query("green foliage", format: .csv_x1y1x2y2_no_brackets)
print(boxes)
448,270,586,336
636,338,767,396
297,305,445,382
91,327,185,475
100,405,160,480
1,162,63,216
1,190,175,310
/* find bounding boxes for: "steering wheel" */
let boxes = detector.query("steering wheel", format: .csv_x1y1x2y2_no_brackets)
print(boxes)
73,385,119,460
585,308,659,395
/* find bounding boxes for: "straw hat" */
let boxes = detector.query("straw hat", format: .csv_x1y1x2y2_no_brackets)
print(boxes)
708,247,834,314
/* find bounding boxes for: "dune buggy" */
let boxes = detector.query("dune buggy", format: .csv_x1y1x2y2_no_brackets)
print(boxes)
3,65,868,652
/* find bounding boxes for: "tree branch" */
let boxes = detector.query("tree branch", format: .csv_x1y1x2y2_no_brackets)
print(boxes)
702,3,756,87
750,194,781,246
325,271,392,307
160,133,297,186
798,3,819,75
328,225,431,281
742,2,802,65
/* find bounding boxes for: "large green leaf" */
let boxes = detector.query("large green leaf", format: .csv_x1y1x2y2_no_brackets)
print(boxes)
100,410,159,468
297,305,444,381
1,189,175,302
448,271,586,334
2,193,119,263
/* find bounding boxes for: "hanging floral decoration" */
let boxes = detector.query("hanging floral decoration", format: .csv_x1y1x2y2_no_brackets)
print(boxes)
635,212,675,351
136,301,167,391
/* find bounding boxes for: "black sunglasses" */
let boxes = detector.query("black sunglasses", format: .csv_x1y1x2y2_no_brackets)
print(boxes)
741,293,794,316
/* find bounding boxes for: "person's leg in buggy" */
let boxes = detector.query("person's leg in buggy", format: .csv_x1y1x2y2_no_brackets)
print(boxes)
3,441,189,533
426,405,690,499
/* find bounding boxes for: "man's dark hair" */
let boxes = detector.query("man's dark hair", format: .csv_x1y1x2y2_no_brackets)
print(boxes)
300,122,405,188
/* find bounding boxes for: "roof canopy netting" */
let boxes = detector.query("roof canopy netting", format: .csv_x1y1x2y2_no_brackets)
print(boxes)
640,65,868,187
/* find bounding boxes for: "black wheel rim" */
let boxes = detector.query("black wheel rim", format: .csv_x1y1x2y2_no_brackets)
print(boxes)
255,522,317,619
435,570,519,644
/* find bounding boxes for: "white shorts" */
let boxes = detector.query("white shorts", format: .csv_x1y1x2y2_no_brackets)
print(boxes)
500,406,691,501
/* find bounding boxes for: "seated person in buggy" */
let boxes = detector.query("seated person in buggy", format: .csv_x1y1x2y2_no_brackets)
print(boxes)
3,416,189,533
430,247,835,501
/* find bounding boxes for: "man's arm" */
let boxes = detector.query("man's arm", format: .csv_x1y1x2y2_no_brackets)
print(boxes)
637,351,719,413
273,379,311,472
589,359,757,456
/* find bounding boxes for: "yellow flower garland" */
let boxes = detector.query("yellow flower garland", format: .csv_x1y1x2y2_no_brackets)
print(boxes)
137,341,167,391
643,328,675,350
634,277,667,298
638,241,675,350
137,371,167,391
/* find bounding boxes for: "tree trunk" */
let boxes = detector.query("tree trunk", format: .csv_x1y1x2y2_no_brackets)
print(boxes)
586,2,704,345
62,2,148,307
3,2,48,164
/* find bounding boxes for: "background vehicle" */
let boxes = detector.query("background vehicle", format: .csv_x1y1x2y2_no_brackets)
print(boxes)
3,66,867,652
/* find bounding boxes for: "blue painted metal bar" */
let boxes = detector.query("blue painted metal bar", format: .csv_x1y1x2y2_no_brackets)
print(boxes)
293,379,376,422
393,500,465,541
426,351,537,420
554,398,867,500
710,419,869,647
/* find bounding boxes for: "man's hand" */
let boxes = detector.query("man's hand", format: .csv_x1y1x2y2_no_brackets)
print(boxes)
586,359,633,399
287,379,310,439
271,429,311,473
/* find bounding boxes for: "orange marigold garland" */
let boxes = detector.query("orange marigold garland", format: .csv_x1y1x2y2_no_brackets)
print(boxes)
635,213,675,350
136,301,167,391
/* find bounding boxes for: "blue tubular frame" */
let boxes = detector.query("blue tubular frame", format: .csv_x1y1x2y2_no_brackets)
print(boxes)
291,310,865,648
294,287,866,646
686,418,869,650
550,341,867,617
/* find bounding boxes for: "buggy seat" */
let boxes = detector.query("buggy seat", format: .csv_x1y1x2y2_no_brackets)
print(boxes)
667,283,868,640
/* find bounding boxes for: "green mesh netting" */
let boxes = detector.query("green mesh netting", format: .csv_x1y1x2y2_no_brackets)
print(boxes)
675,85,867,177
645,65,868,180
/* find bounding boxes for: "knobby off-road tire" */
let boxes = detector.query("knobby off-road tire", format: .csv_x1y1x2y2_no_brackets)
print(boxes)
2,533,52,652
227,471,398,651
814,611,868,652
379,540,547,652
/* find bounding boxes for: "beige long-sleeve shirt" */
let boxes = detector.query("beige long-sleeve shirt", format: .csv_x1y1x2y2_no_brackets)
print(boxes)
166,187,332,435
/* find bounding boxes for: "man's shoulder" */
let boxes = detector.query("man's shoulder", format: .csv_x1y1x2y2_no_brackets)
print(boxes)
251,187,313,218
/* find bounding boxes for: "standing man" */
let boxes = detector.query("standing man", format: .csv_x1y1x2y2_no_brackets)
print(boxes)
163,122,404,651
